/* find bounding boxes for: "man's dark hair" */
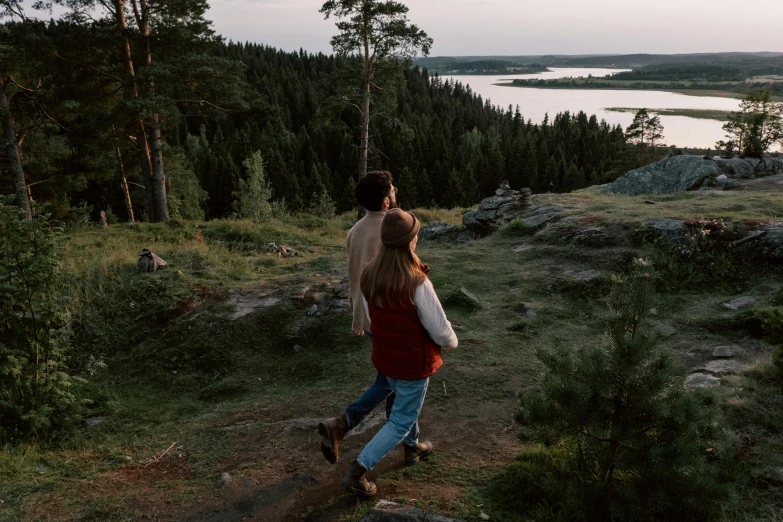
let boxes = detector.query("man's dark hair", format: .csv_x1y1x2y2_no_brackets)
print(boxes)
355,171,393,211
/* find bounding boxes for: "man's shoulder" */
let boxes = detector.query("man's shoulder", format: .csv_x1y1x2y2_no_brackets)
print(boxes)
350,216,382,235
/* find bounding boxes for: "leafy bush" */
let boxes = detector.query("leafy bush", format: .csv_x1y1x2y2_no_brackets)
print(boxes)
511,259,732,520
642,219,740,289
752,306,783,344
733,306,783,344
0,198,82,441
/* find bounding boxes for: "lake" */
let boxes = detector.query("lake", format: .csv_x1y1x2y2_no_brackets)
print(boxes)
441,68,741,149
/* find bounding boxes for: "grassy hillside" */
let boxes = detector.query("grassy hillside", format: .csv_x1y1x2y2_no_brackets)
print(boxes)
2,191,783,521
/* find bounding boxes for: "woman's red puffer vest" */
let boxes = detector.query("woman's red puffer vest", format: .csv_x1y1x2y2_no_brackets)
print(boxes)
367,295,443,381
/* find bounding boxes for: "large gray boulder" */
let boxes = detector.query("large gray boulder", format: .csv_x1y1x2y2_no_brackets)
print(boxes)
462,183,532,235
601,155,720,195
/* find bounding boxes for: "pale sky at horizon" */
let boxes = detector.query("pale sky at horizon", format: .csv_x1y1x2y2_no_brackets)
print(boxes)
207,0,783,56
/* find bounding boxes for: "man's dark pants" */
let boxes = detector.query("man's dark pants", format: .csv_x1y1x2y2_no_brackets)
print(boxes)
344,333,417,440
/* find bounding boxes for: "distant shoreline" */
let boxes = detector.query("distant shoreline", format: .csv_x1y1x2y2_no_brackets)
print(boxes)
605,107,731,121
494,80,783,102
440,68,549,76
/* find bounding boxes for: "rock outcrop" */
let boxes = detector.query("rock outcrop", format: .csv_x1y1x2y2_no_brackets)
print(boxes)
601,156,720,195
644,218,689,245
462,182,532,235
734,223,783,259
713,156,783,177
638,218,783,260
418,221,458,239
602,155,783,196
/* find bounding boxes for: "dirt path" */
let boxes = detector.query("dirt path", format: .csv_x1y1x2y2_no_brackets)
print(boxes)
175,368,524,522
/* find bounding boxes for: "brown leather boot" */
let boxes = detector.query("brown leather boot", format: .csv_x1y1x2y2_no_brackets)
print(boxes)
404,441,433,466
318,414,349,465
341,459,377,497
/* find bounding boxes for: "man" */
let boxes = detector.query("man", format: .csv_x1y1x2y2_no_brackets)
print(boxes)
319,171,427,468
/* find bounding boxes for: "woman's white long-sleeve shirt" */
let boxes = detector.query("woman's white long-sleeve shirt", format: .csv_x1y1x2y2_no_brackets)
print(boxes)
363,279,459,349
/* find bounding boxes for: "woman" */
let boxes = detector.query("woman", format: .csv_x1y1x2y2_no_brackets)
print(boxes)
342,208,458,497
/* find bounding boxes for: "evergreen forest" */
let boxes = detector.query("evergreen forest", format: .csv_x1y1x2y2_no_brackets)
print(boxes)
1,18,633,223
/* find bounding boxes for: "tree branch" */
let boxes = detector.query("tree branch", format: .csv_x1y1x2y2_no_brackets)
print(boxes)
54,53,121,83
173,99,240,112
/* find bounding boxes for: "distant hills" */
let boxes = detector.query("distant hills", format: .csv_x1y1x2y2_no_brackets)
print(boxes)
415,52,783,70
420,59,549,75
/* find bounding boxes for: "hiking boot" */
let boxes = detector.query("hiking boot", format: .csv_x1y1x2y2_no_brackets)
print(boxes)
318,413,349,465
341,459,377,497
404,441,433,466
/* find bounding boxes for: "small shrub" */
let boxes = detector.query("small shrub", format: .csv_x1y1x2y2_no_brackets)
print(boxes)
307,189,336,218
643,219,740,289
486,446,597,522
734,306,783,344
0,197,82,441
512,258,732,520
233,151,275,221
499,218,535,237
753,306,783,344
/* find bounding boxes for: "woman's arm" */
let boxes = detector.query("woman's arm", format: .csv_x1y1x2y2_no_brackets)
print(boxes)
414,280,458,349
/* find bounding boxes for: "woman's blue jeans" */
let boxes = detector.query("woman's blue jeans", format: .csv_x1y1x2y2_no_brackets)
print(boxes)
356,376,429,471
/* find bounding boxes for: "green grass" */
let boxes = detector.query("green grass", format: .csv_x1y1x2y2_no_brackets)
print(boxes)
549,189,783,222
3,198,783,520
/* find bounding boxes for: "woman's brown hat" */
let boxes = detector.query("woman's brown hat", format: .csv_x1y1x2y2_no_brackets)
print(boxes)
381,208,420,248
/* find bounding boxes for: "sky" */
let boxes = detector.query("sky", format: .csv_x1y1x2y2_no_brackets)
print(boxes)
207,0,783,56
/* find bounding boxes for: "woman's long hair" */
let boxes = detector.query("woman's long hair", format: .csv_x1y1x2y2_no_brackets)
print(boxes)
360,243,427,308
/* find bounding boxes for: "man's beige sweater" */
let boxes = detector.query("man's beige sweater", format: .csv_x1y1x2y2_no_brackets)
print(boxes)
346,211,385,333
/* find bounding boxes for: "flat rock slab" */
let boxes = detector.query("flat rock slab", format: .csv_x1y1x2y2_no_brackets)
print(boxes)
419,221,458,239
684,373,721,388
330,299,350,310
712,346,735,358
703,359,745,375
226,288,282,320
522,205,566,228
572,270,601,282
654,323,677,338
361,500,465,522
722,296,756,310
85,416,111,427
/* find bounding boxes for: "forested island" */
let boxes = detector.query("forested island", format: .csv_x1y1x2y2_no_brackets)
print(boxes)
414,57,549,75
503,57,783,99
